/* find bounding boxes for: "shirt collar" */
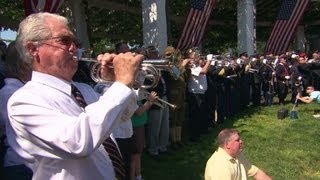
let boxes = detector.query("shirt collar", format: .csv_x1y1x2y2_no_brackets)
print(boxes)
31,71,72,96
217,147,237,162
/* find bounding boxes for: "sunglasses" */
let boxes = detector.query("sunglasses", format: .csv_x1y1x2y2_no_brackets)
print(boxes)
36,35,81,48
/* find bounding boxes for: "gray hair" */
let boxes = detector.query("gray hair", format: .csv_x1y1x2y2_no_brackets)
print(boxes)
15,12,69,65
217,128,239,147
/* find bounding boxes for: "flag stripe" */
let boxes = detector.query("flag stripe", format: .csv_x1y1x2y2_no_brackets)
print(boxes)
194,0,216,47
282,0,309,50
24,0,64,16
176,0,217,51
265,0,310,55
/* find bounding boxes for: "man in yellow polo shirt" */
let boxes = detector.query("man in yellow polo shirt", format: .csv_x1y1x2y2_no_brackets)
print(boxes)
204,128,272,180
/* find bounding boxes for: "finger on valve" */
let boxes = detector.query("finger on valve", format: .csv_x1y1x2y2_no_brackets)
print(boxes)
113,53,144,87
97,53,116,81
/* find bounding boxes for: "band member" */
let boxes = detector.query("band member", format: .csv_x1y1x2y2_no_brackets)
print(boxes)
162,46,191,149
275,54,290,105
238,52,251,109
145,46,170,156
249,55,263,107
290,53,310,103
261,58,276,106
186,47,211,141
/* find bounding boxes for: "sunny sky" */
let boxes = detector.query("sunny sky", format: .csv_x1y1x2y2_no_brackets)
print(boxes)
0,29,17,44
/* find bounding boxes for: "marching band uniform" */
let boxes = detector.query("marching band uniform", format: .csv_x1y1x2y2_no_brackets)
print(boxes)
250,58,263,107
275,55,290,105
162,47,191,149
261,59,276,106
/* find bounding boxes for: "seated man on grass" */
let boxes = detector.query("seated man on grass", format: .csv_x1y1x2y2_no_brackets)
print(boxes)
204,128,272,180
296,85,320,118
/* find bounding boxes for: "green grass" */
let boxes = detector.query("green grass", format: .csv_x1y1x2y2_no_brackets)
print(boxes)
141,103,320,180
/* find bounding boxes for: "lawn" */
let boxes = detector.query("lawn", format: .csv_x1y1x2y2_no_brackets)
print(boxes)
142,103,320,180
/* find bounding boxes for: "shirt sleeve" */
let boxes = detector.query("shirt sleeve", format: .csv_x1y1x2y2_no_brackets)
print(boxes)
239,153,259,177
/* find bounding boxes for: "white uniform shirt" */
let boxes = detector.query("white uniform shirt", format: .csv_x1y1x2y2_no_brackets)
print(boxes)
188,65,208,94
0,78,26,167
7,71,136,180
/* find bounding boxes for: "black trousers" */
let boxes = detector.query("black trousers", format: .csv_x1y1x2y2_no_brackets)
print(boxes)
187,92,207,140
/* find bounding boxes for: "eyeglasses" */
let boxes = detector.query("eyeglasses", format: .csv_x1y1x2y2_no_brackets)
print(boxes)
36,35,80,48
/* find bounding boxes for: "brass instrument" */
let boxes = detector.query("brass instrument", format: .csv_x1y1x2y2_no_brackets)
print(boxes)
144,92,177,109
75,57,180,89
247,68,259,73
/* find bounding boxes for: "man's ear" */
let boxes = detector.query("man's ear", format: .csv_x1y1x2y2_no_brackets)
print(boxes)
26,41,39,57
225,142,230,149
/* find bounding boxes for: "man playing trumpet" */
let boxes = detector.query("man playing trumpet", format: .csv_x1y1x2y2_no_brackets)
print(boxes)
7,12,142,180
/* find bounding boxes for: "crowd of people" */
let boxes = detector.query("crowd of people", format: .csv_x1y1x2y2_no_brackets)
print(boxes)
1,12,320,180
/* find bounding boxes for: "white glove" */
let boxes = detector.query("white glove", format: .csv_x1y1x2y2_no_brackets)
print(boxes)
298,76,302,81
285,76,290,80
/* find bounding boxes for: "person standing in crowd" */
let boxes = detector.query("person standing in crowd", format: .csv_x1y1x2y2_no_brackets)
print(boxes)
249,55,263,107
131,89,158,180
162,46,191,149
205,54,218,128
208,57,227,125
275,54,290,105
115,42,130,54
308,52,320,63
204,128,272,180
0,42,33,180
145,45,170,157
239,52,251,110
290,53,308,104
261,57,276,106
7,12,142,180
186,47,211,142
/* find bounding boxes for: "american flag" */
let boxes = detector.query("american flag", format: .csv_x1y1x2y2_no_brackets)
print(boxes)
176,0,217,51
265,0,309,55
24,0,64,16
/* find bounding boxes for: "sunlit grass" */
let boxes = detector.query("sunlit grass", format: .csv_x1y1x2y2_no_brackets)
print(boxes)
142,102,320,180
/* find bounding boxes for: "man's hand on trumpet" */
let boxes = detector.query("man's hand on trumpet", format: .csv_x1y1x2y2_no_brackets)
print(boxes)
97,52,144,88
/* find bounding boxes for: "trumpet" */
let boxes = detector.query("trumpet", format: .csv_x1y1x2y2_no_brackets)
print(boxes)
143,92,177,109
137,88,177,109
75,56,180,89
247,68,259,73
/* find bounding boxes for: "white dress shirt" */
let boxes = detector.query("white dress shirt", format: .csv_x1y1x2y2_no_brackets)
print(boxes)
188,65,208,94
0,78,26,167
94,82,136,139
7,71,137,180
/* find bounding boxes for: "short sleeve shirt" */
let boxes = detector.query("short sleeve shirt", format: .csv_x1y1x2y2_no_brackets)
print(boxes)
310,91,320,103
204,147,259,180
